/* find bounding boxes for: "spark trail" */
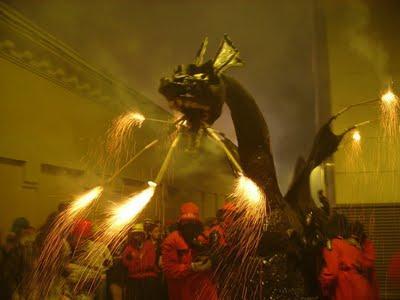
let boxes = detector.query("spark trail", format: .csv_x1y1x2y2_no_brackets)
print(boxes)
74,130,183,293
26,186,103,298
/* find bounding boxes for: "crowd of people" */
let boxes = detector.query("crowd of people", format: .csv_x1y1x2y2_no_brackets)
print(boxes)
0,199,398,300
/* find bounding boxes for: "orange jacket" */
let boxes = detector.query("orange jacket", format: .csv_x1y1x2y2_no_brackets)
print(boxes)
360,239,379,300
320,238,374,300
122,240,158,279
162,230,218,300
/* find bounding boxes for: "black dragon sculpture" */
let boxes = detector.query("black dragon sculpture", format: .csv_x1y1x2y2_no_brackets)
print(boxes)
159,36,349,299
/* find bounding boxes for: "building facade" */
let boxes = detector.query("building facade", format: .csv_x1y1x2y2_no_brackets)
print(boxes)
316,1,400,298
0,3,233,234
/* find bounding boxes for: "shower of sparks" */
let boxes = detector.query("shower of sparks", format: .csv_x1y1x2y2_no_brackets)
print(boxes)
344,129,363,174
25,186,103,298
104,111,146,169
380,89,399,138
72,183,157,293
69,186,104,217
212,174,268,299
74,130,183,292
232,174,266,205
352,130,361,142
126,112,146,127
381,90,396,104
107,183,156,234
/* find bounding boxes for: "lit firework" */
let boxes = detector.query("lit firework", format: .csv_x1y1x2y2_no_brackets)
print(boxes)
107,182,156,234
213,174,267,299
104,111,146,168
352,130,361,143
69,186,104,217
344,129,363,174
380,88,399,138
232,174,266,206
72,182,157,293
73,132,182,292
229,174,267,258
25,186,103,298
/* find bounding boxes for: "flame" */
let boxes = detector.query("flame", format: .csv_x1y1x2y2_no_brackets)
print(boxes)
232,174,265,205
380,88,399,138
69,186,103,217
104,111,146,169
381,89,397,104
107,183,156,233
352,130,361,142
128,112,146,127
214,174,267,299
27,185,103,297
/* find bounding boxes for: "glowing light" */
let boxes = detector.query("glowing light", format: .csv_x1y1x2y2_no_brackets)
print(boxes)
352,130,361,142
214,174,267,299
69,186,103,217
381,90,397,104
103,111,146,169
129,112,146,126
147,180,157,187
380,88,399,138
107,184,155,233
233,174,265,205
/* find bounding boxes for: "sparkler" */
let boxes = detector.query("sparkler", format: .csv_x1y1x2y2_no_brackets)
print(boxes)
104,111,145,169
25,185,104,298
103,111,174,170
212,174,267,299
106,182,156,234
232,174,266,206
72,182,157,293
380,88,399,138
352,130,361,142
381,89,396,104
348,129,362,167
73,130,183,293
105,132,181,235
69,186,104,217
71,182,157,295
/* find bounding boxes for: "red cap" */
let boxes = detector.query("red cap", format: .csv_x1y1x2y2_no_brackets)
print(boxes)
179,202,200,222
71,219,93,239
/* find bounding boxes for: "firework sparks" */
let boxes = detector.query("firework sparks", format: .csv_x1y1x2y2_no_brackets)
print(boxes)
73,132,183,291
25,185,104,298
212,174,267,299
380,88,399,137
69,186,104,217
232,174,266,205
72,182,157,292
126,112,146,127
352,130,361,142
381,89,397,104
104,111,146,169
107,182,156,233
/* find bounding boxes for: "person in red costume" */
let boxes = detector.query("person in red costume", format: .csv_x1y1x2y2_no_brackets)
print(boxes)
122,223,159,300
320,214,374,300
199,202,237,247
348,221,379,300
388,250,400,287
162,202,218,300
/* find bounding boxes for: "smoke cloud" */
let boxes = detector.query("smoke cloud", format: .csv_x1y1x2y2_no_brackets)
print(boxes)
3,0,317,192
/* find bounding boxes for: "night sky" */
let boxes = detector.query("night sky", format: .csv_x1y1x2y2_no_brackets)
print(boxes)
4,0,317,191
